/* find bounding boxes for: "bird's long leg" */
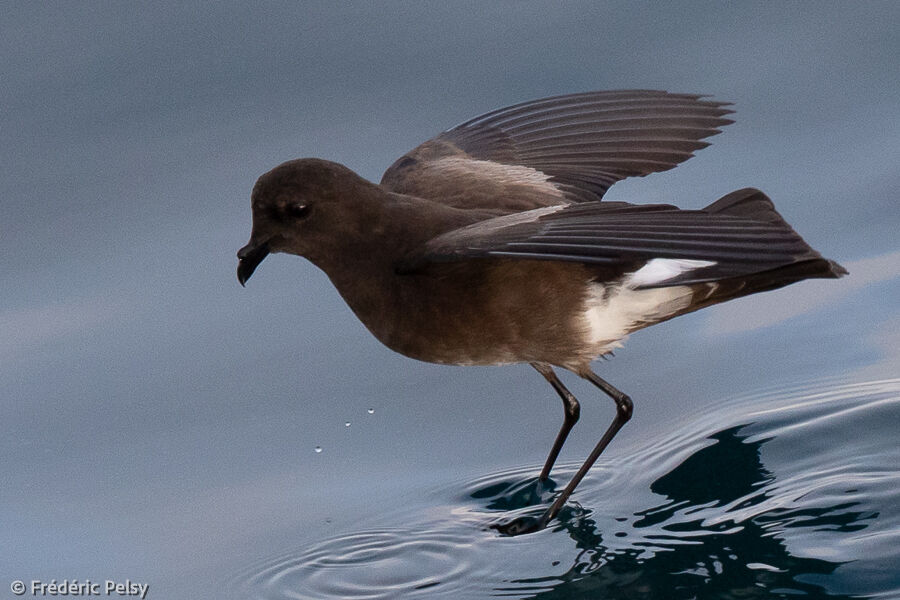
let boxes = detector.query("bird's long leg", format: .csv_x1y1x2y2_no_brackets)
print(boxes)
531,363,581,481
540,370,633,527
500,369,632,535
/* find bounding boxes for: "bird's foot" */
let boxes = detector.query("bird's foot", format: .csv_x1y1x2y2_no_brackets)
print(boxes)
492,514,547,536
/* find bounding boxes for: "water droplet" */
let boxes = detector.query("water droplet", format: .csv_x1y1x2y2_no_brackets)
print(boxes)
367,408,375,414
314,446,322,453
344,421,351,427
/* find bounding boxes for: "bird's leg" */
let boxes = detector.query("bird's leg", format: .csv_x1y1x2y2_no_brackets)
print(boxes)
500,369,632,536
531,363,580,481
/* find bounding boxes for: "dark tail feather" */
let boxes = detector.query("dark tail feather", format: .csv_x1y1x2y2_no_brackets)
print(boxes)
729,256,846,293
685,188,847,308
705,187,847,277
689,257,845,313
704,187,783,221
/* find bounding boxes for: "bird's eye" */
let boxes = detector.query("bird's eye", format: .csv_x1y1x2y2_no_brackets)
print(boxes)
286,203,311,219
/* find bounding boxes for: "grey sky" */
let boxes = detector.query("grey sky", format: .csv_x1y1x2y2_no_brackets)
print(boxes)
2,2,899,599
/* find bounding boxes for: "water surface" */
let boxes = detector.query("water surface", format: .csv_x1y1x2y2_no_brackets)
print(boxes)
235,379,900,599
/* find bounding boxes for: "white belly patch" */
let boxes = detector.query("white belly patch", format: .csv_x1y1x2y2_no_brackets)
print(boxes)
583,258,716,353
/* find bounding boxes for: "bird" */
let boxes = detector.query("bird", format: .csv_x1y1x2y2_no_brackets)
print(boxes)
236,90,846,535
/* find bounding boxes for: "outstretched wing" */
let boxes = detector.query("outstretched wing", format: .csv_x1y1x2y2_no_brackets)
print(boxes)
402,189,837,288
381,90,734,210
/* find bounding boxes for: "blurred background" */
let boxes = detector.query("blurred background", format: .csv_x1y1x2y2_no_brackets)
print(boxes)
2,2,898,599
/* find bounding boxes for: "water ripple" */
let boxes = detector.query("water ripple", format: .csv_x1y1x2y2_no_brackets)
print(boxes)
234,378,900,599
236,527,495,599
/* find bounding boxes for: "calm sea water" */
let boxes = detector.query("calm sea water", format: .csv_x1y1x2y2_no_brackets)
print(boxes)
232,378,900,599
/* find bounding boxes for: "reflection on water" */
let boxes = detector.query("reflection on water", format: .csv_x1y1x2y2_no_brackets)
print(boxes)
234,379,900,599
505,426,873,599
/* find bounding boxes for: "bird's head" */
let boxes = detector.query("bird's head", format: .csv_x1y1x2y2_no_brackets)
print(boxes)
236,158,377,285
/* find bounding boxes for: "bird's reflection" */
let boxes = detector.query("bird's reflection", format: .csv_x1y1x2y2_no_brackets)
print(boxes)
489,426,874,599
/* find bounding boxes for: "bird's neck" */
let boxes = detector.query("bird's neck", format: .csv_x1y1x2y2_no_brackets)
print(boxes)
311,192,478,273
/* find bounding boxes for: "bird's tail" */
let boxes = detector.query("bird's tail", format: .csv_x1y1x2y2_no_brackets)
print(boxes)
689,188,847,308
705,187,847,278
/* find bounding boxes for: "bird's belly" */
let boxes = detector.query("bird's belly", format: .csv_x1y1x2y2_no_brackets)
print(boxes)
370,260,602,369
581,282,696,354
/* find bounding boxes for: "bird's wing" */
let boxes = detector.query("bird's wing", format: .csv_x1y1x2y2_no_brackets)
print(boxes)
401,189,828,288
380,90,734,209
